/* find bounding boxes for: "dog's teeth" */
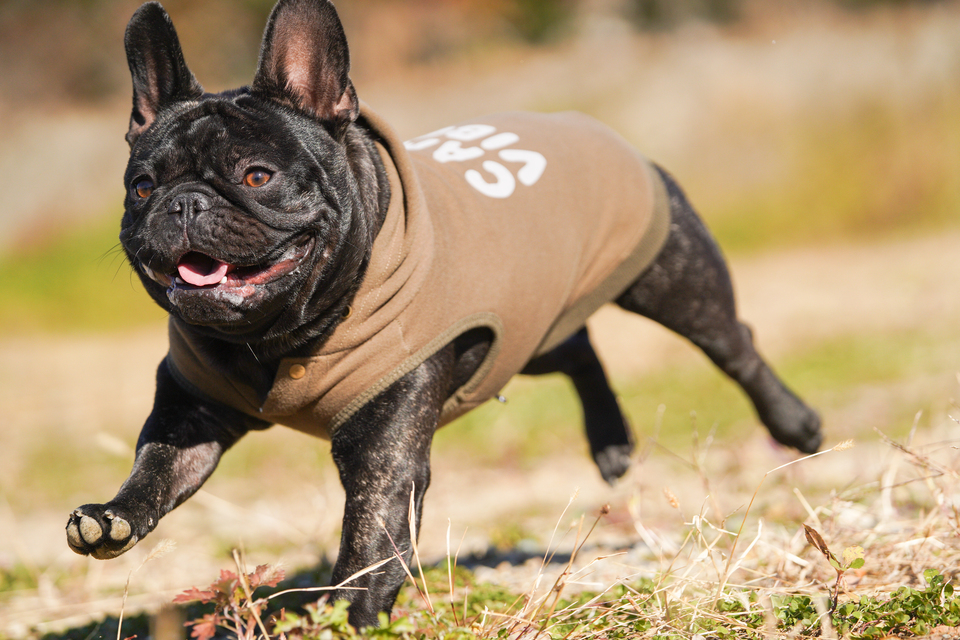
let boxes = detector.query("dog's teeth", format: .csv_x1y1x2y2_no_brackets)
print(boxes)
220,276,228,284
175,276,185,285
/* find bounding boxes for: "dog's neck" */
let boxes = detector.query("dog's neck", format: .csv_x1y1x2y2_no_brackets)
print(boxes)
345,118,392,241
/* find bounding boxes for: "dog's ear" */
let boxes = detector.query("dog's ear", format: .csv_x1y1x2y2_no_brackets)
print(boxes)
252,0,359,135
124,2,204,146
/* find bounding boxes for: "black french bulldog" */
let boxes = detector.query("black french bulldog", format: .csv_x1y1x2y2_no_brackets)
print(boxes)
66,0,822,628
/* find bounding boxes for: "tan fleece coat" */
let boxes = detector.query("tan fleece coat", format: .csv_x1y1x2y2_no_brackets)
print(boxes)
167,107,671,438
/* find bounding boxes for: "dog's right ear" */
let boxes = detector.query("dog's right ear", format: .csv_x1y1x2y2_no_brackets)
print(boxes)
124,2,203,147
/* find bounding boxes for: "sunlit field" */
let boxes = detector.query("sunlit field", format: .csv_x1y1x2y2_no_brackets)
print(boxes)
1,1,959,637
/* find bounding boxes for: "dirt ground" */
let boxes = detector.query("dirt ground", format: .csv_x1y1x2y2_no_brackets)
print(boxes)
2,227,960,635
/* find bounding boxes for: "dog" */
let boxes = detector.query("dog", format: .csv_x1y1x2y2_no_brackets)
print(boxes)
66,0,822,627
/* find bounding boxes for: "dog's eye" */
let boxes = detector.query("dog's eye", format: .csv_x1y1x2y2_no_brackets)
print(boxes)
243,169,272,188
134,179,154,199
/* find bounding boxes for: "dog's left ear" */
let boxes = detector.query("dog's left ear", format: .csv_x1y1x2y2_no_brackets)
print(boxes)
252,0,359,134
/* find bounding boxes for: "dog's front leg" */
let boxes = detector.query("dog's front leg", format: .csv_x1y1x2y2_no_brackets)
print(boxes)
66,359,257,559
328,347,452,628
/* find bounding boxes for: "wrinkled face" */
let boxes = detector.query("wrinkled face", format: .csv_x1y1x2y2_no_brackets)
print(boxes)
120,94,350,338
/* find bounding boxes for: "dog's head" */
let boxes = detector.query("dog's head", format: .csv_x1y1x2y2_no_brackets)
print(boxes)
120,0,382,348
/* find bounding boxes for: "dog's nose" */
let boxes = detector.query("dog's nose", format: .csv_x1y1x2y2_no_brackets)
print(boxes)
168,192,212,218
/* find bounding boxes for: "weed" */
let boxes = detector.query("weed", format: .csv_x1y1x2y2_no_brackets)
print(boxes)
802,523,864,615
173,554,284,640
772,570,960,638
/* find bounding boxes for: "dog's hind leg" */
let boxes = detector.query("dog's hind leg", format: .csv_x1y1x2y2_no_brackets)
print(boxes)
616,166,822,454
523,327,634,484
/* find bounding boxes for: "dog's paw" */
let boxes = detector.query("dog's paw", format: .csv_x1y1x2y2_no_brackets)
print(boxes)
765,402,823,455
66,505,139,559
593,444,633,485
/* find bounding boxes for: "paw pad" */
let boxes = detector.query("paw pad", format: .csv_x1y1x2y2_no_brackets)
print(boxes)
105,510,132,542
80,514,103,542
66,507,138,559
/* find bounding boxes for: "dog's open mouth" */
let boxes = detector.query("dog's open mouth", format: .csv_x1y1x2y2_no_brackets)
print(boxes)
141,239,314,296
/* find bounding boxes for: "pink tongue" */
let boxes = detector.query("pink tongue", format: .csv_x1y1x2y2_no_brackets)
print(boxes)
177,257,231,287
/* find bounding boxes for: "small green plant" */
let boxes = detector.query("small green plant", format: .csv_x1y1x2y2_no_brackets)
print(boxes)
173,549,425,640
803,523,865,615
847,570,960,638
773,570,960,638
774,593,821,631
778,527,960,640
272,600,417,640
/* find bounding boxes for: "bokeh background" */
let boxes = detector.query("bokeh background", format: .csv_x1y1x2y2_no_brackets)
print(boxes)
2,0,960,634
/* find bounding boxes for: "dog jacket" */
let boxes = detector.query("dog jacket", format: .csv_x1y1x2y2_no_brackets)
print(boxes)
167,106,671,438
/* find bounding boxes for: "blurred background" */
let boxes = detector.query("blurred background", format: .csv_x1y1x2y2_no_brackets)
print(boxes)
2,0,960,634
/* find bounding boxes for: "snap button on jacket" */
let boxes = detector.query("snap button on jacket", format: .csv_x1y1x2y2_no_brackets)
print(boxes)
167,106,671,438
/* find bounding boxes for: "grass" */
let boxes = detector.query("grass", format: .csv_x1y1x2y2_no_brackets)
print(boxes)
7,317,958,637
43,420,957,639
13,436,135,509
0,214,163,333
0,565,37,594
272,433,958,638
674,93,960,256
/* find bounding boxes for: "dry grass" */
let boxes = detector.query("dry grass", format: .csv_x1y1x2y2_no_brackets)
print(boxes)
144,411,960,639
383,419,960,639
3,387,958,638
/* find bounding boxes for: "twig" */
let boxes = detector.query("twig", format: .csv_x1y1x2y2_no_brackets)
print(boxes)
232,549,271,640
445,519,462,628
267,559,389,601
875,427,956,479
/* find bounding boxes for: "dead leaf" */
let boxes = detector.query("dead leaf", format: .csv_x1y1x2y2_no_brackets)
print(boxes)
803,524,839,565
